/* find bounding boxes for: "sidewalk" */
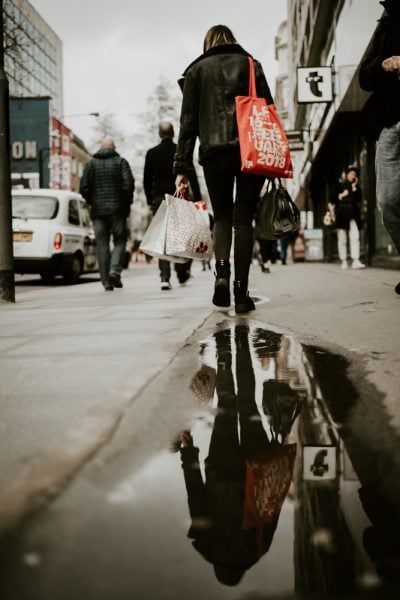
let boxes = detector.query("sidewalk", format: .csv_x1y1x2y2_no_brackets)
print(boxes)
0,259,399,531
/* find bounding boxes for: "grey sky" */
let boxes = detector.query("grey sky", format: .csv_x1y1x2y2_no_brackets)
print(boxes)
29,0,287,146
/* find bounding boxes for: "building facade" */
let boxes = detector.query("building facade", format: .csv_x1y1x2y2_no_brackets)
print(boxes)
286,0,393,261
10,98,91,190
3,0,63,117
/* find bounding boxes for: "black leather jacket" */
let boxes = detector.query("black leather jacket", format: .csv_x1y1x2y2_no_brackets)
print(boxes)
359,6,400,136
174,44,273,174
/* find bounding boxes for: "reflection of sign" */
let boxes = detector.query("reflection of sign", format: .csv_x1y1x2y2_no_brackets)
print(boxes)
286,130,304,152
297,67,333,103
50,117,71,190
303,445,337,481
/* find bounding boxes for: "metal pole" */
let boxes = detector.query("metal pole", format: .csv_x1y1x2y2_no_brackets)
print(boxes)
0,0,15,302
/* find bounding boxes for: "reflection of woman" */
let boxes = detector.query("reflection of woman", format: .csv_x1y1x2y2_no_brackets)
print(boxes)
175,326,298,586
174,25,274,313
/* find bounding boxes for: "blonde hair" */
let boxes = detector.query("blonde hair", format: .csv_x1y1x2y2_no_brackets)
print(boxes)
203,25,237,53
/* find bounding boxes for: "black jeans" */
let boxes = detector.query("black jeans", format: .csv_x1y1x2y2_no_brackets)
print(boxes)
203,149,265,281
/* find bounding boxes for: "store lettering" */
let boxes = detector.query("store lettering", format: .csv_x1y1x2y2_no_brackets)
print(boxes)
12,141,37,160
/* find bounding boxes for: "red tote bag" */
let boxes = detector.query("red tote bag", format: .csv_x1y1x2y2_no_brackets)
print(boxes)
235,57,293,179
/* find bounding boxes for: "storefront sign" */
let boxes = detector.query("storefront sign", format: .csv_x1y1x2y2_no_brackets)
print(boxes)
286,130,305,151
297,67,333,103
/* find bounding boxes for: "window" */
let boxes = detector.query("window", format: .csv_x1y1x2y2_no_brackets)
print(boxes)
68,199,80,225
12,196,59,219
79,201,91,227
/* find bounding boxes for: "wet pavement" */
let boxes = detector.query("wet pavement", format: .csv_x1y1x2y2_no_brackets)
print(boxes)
1,319,399,599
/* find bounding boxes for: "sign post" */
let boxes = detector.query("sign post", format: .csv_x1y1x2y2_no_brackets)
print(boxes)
0,0,15,302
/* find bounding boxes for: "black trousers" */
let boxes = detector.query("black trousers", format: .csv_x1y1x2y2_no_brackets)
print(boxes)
203,149,264,281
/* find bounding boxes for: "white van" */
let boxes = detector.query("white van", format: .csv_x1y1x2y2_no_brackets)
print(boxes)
12,189,98,283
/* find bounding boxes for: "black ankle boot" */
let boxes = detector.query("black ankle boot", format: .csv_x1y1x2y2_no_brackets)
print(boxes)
212,260,231,307
234,280,255,314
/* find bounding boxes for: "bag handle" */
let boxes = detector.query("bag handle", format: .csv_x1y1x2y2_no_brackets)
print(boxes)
247,57,257,97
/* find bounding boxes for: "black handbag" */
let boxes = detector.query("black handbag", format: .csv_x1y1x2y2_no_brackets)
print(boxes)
255,179,300,240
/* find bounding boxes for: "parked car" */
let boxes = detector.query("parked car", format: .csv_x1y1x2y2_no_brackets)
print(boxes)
12,189,98,283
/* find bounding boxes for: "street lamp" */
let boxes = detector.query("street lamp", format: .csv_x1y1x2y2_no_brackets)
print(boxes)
0,0,15,302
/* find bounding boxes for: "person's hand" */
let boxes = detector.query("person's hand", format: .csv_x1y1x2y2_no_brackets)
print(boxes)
382,56,400,73
175,174,188,195
170,429,193,452
339,189,349,200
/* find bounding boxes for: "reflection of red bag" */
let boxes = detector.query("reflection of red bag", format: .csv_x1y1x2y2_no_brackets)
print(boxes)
243,443,296,529
235,57,293,179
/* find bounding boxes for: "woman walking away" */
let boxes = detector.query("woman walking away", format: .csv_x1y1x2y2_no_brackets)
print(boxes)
174,25,274,313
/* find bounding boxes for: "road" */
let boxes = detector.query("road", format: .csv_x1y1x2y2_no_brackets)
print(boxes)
14,273,100,294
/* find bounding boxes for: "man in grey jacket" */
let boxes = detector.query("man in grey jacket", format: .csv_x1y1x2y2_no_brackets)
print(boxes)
80,136,135,290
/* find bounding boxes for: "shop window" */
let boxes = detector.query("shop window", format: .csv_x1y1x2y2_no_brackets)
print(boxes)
68,199,80,225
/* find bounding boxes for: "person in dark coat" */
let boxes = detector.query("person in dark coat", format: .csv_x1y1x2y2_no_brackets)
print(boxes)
359,0,400,292
332,166,365,270
143,122,201,290
173,25,274,314
80,136,134,290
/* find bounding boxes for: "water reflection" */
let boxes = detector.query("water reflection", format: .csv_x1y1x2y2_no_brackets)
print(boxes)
174,325,303,586
174,323,400,598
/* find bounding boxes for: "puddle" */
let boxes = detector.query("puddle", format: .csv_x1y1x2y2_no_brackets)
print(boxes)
101,323,400,599
1,323,399,600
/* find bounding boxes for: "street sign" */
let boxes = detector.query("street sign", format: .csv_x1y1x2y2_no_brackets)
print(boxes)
297,67,333,103
286,129,304,151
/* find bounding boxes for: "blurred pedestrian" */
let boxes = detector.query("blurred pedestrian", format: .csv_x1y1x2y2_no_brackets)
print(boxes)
257,239,275,273
359,0,400,294
79,136,134,291
322,203,337,263
174,25,274,313
144,122,200,290
332,166,365,270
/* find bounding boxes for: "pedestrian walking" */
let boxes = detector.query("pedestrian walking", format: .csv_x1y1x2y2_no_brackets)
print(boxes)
322,203,337,263
256,239,275,273
359,0,400,294
332,166,365,270
144,122,200,290
174,25,274,313
79,136,134,291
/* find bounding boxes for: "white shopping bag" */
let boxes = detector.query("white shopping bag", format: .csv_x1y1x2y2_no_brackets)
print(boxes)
165,195,213,260
139,199,188,263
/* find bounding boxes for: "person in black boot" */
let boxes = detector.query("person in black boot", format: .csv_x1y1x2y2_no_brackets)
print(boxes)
212,259,231,307
234,280,255,314
174,25,273,313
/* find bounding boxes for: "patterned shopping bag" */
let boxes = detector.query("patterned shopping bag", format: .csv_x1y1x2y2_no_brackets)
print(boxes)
139,199,188,263
165,194,213,260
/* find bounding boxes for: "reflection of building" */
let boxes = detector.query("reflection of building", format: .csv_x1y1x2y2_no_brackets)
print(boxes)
3,0,63,117
286,0,393,261
9,98,91,190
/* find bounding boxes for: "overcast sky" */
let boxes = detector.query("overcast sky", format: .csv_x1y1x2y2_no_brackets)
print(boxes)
29,0,287,148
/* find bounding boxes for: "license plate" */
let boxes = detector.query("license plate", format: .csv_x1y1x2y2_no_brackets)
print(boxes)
13,231,32,242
